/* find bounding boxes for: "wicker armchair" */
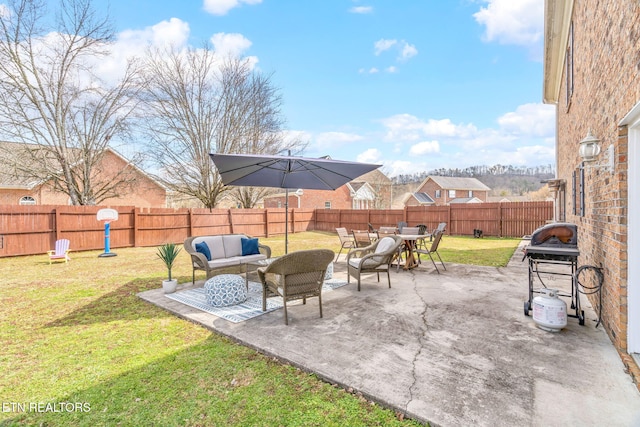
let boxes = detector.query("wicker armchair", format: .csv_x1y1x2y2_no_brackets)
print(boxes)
258,249,335,325
346,235,403,291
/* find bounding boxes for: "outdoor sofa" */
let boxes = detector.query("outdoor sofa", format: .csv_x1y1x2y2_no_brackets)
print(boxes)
184,234,271,284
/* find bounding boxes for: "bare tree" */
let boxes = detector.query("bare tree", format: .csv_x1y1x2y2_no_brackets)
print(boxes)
141,46,298,208
0,0,143,205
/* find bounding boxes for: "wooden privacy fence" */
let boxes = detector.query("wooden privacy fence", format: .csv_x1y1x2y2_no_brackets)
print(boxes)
314,201,553,238
0,205,315,257
0,201,552,257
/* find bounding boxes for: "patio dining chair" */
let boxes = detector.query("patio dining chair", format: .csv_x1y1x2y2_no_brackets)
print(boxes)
352,230,373,248
347,235,403,291
258,249,334,325
335,227,356,261
415,230,446,273
377,226,402,269
48,239,71,264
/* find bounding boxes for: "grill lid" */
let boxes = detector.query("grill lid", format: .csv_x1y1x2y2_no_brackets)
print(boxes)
530,222,577,247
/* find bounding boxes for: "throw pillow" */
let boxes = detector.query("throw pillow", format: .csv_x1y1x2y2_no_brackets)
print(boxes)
195,241,212,261
241,237,260,255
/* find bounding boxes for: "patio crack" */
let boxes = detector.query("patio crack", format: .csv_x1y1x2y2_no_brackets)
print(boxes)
404,269,429,415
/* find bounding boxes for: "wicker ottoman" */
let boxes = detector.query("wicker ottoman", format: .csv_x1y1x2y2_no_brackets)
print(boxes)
204,274,247,307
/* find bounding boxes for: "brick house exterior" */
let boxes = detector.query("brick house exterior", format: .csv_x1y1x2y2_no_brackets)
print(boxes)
263,183,373,210
544,0,639,386
263,169,392,210
0,143,166,207
405,176,490,207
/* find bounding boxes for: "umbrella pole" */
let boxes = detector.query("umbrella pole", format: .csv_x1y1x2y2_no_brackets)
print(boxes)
285,188,289,254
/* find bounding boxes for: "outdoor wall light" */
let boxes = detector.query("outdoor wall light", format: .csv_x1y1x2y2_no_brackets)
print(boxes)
578,130,614,172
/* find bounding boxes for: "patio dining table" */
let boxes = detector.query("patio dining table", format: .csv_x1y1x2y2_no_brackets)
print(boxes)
397,233,430,270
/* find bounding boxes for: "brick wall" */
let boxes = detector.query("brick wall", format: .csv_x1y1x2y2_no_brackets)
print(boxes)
554,0,639,377
264,186,353,210
416,179,488,206
0,150,167,207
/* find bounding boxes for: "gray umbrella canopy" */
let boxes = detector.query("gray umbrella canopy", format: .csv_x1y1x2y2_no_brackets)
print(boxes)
210,152,381,253
209,153,380,190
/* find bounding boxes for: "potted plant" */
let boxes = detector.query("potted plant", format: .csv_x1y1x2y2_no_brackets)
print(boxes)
157,243,181,293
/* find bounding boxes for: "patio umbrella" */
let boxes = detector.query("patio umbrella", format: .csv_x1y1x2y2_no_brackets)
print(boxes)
210,152,381,252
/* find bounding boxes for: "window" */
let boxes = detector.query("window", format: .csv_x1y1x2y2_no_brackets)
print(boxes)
19,196,36,205
435,190,441,198
468,190,473,198
277,201,281,208
448,190,455,198
324,201,331,209
565,22,574,107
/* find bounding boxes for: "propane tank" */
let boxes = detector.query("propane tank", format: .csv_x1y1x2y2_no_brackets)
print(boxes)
532,288,567,332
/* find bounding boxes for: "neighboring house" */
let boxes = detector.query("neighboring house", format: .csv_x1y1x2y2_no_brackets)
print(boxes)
448,197,483,204
0,142,166,207
486,195,531,203
543,0,639,385
405,176,490,207
402,192,435,206
263,168,392,210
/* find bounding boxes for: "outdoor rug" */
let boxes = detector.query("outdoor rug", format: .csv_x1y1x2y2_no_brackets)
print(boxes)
164,279,348,323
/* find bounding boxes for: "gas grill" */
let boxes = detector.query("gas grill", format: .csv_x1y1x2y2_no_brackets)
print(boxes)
522,223,584,325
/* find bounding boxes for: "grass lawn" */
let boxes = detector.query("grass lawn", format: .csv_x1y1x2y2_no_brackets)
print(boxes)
0,232,520,426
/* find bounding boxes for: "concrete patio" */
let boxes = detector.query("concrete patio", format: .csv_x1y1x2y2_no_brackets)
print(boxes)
139,241,640,426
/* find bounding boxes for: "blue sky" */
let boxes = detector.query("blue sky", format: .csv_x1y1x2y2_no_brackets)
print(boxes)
94,0,555,177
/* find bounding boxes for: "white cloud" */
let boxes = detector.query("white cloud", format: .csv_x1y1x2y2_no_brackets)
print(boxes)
210,32,252,57
90,18,191,86
497,103,556,137
349,6,373,14
473,0,543,46
0,4,10,18
316,132,364,146
357,148,382,164
359,67,379,74
409,140,440,156
383,160,426,176
374,39,397,55
203,0,262,16
380,114,477,142
385,66,398,73
399,42,418,61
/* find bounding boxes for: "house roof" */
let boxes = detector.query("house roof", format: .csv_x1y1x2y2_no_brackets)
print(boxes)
543,0,574,104
412,192,435,204
425,176,491,191
449,197,483,204
354,168,391,184
349,182,367,192
0,140,165,191
0,141,45,189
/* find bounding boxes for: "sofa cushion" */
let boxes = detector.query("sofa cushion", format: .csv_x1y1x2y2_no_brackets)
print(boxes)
241,237,260,255
222,235,246,258
193,236,225,260
208,257,243,269
207,253,267,269
195,241,212,261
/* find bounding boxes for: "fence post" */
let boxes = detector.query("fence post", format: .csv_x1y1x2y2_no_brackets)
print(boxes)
188,208,193,237
55,208,61,241
498,203,503,238
133,207,138,247
228,209,234,234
